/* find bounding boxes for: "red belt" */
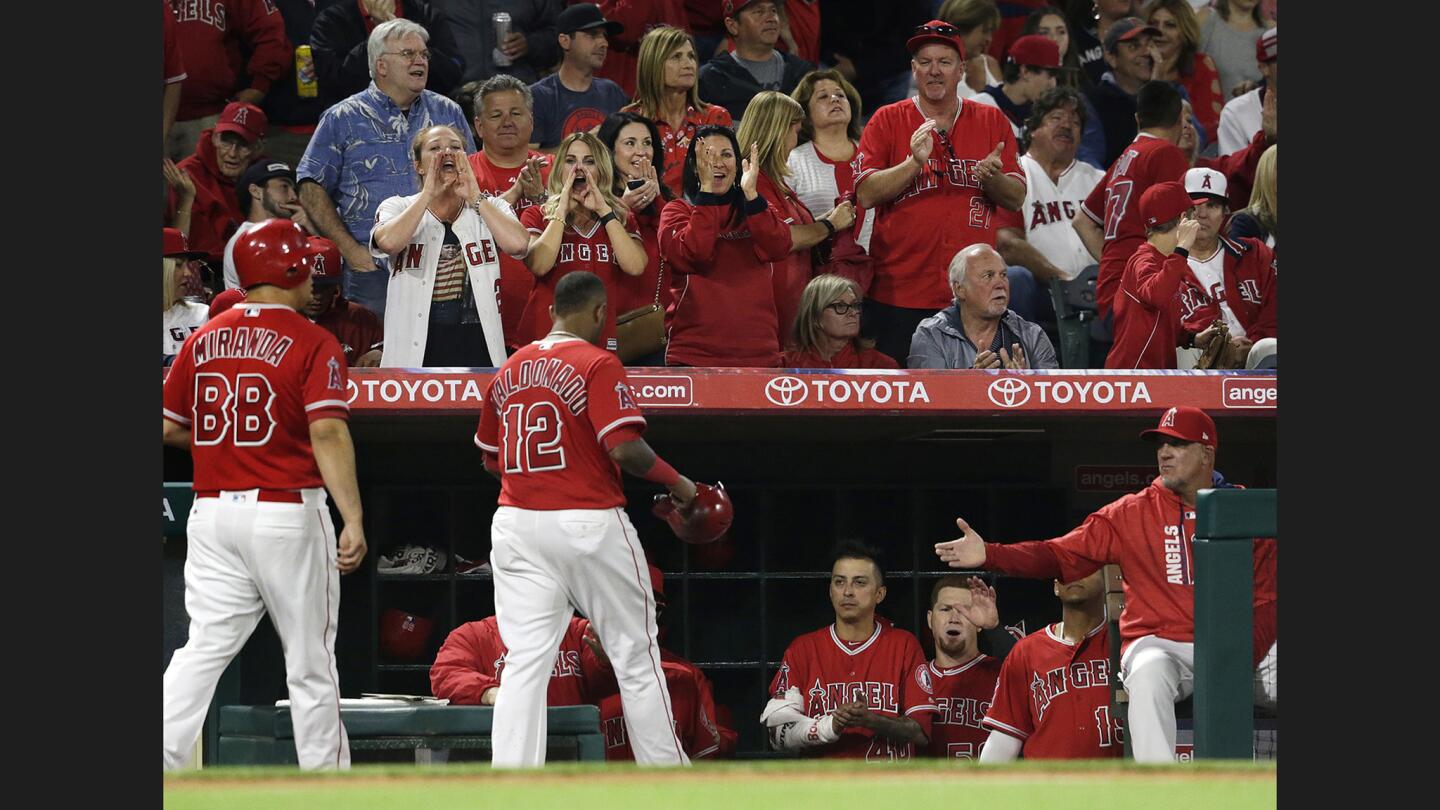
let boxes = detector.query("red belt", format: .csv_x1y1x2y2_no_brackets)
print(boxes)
194,489,305,504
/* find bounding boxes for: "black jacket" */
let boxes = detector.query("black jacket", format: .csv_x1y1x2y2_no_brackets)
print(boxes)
1087,76,1138,169
261,0,345,128
698,50,814,122
310,0,465,109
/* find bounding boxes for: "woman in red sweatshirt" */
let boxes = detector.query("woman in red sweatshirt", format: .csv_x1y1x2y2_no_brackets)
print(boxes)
658,125,794,367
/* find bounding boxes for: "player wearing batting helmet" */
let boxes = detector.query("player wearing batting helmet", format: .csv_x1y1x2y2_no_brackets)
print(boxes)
162,218,368,770
936,405,1277,762
762,542,939,759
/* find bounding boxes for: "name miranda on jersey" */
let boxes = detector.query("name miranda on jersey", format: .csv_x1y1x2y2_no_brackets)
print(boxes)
192,327,294,367
489,357,589,414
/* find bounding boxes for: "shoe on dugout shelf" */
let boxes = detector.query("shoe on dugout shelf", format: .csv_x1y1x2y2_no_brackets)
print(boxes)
378,544,448,575
455,554,491,576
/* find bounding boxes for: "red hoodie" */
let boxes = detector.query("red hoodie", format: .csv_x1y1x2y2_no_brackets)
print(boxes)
1105,242,1201,370
659,192,793,367
983,476,1277,665
168,130,246,263
429,616,590,706
170,0,291,120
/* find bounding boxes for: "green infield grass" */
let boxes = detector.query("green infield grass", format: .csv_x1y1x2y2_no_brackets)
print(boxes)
164,759,1276,809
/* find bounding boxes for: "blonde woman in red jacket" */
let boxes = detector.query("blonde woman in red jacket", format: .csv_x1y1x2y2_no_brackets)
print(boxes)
658,125,793,367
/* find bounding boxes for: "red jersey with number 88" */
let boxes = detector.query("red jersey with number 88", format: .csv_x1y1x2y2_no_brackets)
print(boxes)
162,303,352,491
475,336,645,509
1080,134,1188,317
981,623,1123,759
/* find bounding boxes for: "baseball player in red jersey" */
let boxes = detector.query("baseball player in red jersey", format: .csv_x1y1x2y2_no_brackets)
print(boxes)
923,576,1005,759
475,270,699,768
302,237,383,367
580,565,733,761
980,568,1123,761
161,219,367,770
429,615,591,706
1075,81,1190,319
762,543,938,760
936,406,1277,762
854,21,1025,363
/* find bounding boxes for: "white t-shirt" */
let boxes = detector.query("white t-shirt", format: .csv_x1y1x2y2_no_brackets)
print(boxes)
163,300,209,359
1187,244,1246,337
223,220,267,290
969,92,1022,138
957,61,1001,101
1011,154,1105,280
1218,87,1262,156
785,141,875,252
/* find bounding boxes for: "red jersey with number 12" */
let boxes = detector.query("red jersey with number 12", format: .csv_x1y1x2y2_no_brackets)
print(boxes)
162,303,351,492
1081,134,1188,316
982,622,1123,759
475,336,645,509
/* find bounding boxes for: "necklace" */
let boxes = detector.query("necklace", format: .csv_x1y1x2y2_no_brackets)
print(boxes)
547,329,582,340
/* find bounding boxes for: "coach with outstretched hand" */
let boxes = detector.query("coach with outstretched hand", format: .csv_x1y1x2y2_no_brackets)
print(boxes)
934,405,1276,762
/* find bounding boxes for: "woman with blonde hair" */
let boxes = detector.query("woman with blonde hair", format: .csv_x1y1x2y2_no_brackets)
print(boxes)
736,90,855,341
516,131,649,352
1145,0,1225,147
622,26,732,197
163,255,209,365
937,0,1003,99
783,274,898,369
1227,142,1276,253
371,124,531,368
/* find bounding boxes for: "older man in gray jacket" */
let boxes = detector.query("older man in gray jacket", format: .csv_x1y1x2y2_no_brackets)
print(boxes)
907,244,1059,370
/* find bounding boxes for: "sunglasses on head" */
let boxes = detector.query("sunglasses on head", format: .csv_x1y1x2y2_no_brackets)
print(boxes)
914,23,960,37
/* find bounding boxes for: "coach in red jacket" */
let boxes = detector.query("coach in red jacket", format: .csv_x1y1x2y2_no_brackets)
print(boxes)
1104,182,1203,370
659,126,793,367
430,615,591,707
936,405,1277,763
167,0,290,161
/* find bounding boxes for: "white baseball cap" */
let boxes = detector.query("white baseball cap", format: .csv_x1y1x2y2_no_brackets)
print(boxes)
1185,167,1228,205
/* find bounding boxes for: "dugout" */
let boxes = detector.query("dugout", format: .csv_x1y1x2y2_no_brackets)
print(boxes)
162,368,1277,759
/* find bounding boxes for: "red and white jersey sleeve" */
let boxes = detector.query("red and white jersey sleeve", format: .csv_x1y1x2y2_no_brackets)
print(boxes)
163,303,349,492
477,337,643,509
162,0,187,85
982,623,1122,759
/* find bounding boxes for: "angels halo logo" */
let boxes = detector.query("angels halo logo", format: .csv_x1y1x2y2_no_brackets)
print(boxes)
987,377,1031,408
765,376,809,406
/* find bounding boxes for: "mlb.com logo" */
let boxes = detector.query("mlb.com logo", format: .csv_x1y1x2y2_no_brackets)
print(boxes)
1221,378,1277,409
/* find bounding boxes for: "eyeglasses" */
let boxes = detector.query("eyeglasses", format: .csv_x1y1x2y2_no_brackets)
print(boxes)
215,134,257,154
914,23,960,37
384,48,431,62
825,301,863,315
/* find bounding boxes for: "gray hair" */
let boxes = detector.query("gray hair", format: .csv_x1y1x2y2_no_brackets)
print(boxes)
477,74,534,114
947,244,1002,287
368,19,430,79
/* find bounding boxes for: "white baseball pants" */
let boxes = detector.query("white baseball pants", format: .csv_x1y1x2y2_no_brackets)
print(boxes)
162,488,350,770
489,506,687,768
1120,635,1196,763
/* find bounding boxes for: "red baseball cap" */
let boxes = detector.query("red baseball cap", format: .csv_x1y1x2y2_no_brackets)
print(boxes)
1139,181,1194,229
207,288,247,320
215,101,268,144
1141,406,1217,449
1256,27,1277,63
308,236,343,285
1007,35,1061,69
162,227,206,259
907,20,966,59
723,0,776,17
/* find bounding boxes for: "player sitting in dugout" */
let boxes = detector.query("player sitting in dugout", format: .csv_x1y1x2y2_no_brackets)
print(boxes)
761,542,938,760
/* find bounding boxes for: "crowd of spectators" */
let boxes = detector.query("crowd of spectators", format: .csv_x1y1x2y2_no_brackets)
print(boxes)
163,0,1277,371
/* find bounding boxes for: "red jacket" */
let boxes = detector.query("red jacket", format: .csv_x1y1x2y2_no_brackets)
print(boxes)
757,172,814,343
313,298,384,365
1195,127,1271,213
1105,243,1201,370
169,131,246,263
581,644,737,760
429,616,590,706
659,193,794,367
782,343,899,369
983,476,1277,665
1178,235,1278,341
585,1,689,99
169,0,291,120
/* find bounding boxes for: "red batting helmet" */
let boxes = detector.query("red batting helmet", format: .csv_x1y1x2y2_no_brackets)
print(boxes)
652,482,733,545
232,219,322,290
308,236,343,285
379,609,434,662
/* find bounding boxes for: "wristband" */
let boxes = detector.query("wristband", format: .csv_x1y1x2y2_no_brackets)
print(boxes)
820,219,835,237
599,211,618,227
640,456,681,487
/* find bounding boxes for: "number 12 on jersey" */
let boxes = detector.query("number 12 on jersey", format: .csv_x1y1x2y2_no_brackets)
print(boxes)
502,402,567,473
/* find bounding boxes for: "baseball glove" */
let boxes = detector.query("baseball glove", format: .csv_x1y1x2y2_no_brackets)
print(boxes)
652,482,733,545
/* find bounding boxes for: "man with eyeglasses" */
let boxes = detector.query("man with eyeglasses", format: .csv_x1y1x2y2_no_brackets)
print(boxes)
310,0,464,107
298,18,475,319
855,20,1026,365
166,101,270,272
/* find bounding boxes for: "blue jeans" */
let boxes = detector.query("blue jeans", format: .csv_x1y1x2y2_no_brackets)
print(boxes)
1006,266,1055,325
344,263,389,319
